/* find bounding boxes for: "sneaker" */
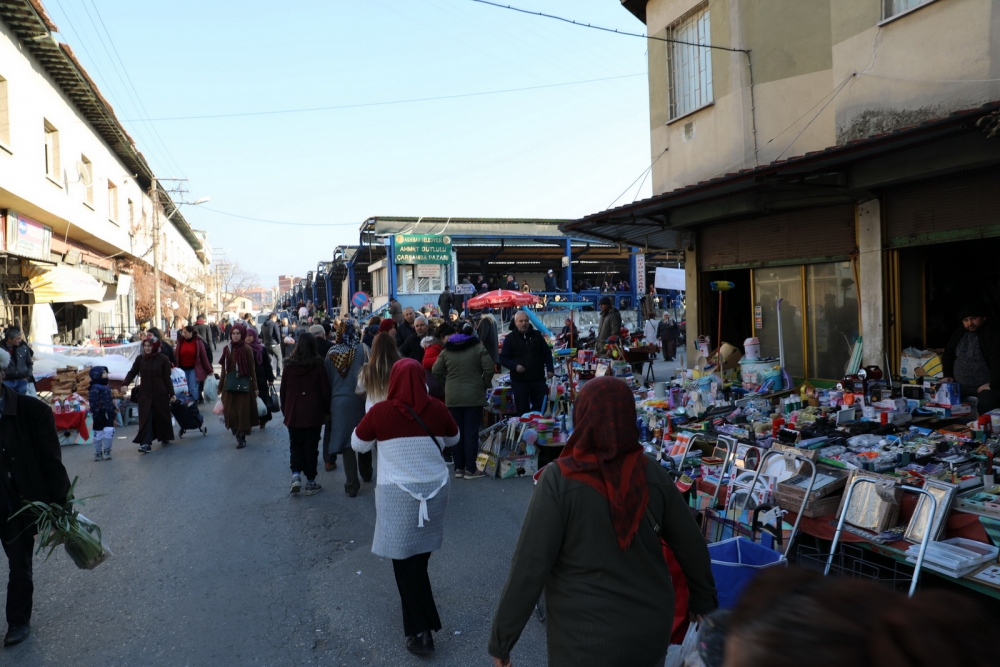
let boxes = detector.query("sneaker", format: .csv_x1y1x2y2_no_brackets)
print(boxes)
303,480,323,496
138,444,152,453
464,469,486,480
290,474,302,494
94,451,103,462
103,450,113,460
454,468,465,478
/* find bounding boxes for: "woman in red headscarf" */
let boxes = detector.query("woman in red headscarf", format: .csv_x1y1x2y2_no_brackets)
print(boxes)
123,337,176,453
220,322,260,449
351,358,459,657
488,377,717,667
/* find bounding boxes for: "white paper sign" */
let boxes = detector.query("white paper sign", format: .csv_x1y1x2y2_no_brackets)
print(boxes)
654,267,685,291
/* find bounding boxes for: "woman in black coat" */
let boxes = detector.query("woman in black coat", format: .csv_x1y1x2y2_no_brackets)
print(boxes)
247,327,275,430
123,338,176,453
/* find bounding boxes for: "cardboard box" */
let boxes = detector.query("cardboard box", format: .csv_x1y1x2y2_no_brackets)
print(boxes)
499,455,538,479
776,465,848,502
773,490,843,518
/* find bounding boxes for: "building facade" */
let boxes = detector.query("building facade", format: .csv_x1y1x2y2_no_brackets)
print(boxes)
564,0,1000,383
0,0,208,342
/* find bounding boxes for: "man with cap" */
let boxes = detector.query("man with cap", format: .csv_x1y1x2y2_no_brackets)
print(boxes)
543,269,562,293
2,328,33,395
596,296,623,357
0,347,71,646
942,302,1000,413
309,324,333,356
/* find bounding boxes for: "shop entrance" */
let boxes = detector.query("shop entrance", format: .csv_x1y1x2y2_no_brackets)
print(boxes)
700,269,752,356
896,237,1000,351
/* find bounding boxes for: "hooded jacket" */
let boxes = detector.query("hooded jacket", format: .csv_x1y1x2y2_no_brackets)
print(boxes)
88,366,116,415
477,314,500,364
432,334,495,407
499,322,554,383
597,306,623,348
4,340,33,381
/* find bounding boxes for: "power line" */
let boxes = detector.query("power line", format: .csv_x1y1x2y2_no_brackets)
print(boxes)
468,0,748,53
123,73,646,121
199,207,360,227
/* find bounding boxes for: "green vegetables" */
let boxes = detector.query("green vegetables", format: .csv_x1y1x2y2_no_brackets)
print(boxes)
10,476,111,570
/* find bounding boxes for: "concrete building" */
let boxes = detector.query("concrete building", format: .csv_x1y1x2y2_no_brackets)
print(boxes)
565,0,1000,382
0,0,208,342
277,275,300,295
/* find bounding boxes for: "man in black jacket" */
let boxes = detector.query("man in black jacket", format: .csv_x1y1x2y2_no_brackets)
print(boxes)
194,317,214,357
2,328,33,395
395,307,417,347
499,311,554,415
438,287,455,317
399,316,429,363
261,313,284,378
0,348,71,647
941,302,1000,413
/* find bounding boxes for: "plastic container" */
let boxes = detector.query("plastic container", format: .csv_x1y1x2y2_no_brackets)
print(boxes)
743,337,761,361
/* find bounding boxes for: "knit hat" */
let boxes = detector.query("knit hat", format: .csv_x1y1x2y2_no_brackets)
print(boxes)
599,296,612,306
308,324,325,336
378,319,396,333
959,302,989,320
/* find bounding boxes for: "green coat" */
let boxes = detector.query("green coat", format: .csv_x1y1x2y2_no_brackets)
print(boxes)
489,459,717,667
431,336,494,408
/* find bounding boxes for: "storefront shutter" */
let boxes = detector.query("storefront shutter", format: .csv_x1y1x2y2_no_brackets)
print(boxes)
885,170,1000,248
698,205,856,270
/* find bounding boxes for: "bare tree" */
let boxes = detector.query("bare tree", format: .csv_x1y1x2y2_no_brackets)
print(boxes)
216,260,258,300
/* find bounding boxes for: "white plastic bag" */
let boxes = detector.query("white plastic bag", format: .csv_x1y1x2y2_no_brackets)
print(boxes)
203,375,219,402
170,367,188,393
664,623,701,667
212,399,224,416
256,396,267,417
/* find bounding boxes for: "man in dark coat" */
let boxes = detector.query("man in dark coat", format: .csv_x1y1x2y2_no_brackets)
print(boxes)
596,296,623,357
657,313,679,362
0,348,71,647
2,328,33,395
194,317,214,357
261,313,284,378
395,307,417,347
477,310,500,365
499,311,554,415
438,287,455,316
543,269,562,293
399,316,429,363
941,302,1000,413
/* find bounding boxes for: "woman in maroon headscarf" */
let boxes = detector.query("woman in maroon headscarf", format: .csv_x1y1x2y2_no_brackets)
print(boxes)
488,377,717,667
123,337,176,453
351,358,459,656
220,322,260,449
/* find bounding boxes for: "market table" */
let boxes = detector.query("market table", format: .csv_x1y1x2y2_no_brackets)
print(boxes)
54,410,89,441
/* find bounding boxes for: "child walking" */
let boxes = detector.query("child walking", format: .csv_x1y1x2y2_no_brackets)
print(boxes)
89,366,118,461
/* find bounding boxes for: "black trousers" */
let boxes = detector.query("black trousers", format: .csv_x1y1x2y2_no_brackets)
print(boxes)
448,406,481,472
391,552,441,637
341,448,373,494
511,379,547,416
288,425,322,479
1,509,34,627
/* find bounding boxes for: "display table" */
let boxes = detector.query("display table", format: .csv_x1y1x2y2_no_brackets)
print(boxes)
54,411,89,441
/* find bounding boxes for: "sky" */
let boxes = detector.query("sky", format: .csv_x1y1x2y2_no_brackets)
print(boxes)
42,0,653,289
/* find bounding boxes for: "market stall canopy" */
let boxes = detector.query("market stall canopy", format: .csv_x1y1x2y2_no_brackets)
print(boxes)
27,264,107,304
467,290,540,309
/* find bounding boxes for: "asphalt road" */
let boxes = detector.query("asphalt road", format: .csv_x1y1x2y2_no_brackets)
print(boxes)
3,402,547,666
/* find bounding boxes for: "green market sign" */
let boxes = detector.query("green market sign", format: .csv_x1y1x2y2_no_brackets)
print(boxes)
394,234,452,265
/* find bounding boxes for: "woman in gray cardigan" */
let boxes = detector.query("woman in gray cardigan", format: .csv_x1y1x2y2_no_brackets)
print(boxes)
325,320,370,497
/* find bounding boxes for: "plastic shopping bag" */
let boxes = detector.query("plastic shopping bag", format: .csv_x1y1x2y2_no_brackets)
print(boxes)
256,396,267,417
170,368,188,393
213,399,224,416
203,375,219,402
664,623,700,667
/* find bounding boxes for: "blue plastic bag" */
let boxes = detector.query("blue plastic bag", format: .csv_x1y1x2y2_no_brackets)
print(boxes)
708,537,785,609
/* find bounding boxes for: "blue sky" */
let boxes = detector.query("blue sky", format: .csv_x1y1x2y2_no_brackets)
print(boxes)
44,0,652,288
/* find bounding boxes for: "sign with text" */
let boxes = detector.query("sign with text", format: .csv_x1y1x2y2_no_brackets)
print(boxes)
454,283,476,295
635,253,645,294
5,210,52,260
416,264,440,278
394,234,452,265
654,267,685,291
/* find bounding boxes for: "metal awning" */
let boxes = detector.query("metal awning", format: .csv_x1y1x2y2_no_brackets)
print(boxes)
561,100,1000,250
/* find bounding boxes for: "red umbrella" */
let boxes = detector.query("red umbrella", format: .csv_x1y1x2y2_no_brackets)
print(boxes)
466,289,540,309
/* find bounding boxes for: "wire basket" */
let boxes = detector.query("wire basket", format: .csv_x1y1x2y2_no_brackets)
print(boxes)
793,541,917,594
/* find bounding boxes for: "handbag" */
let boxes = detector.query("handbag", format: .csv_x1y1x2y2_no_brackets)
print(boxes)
224,373,251,393
268,382,280,413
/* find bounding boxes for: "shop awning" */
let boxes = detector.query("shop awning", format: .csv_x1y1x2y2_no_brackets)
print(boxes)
27,264,108,304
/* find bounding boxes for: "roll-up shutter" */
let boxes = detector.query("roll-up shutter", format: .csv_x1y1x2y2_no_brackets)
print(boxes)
885,170,1000,248
698,205,856,270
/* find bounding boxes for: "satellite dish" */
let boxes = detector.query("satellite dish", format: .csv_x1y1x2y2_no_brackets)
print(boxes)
75,161,92,187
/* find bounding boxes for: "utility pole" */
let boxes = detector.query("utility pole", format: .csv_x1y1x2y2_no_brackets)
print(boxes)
151,177,161,330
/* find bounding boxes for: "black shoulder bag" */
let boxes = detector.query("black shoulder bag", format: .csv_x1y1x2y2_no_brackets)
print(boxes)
223,346,251,393
404,405,445,451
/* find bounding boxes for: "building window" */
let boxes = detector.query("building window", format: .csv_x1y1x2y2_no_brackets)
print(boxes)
883,0,934,19
397,265,444,294
44,120,60,179
80,155,93,205
0,75,9,147
667,5,713,120
108,181,118,222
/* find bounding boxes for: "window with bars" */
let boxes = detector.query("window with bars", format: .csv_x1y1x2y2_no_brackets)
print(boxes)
397,265,444,294
667,5,713,121
883,0,933,19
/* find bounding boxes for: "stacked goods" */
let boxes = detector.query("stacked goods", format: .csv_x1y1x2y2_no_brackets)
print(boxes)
75,369,91,395
51,366,79,396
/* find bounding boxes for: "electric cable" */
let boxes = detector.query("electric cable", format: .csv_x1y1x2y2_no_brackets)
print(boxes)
606,148,668,210
199,207,361,227
124,73,647,121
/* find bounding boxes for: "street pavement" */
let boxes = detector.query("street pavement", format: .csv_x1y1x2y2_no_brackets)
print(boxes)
3,401,547,666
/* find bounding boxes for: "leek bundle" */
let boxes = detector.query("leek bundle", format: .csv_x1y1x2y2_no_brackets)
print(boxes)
11,477,111,570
